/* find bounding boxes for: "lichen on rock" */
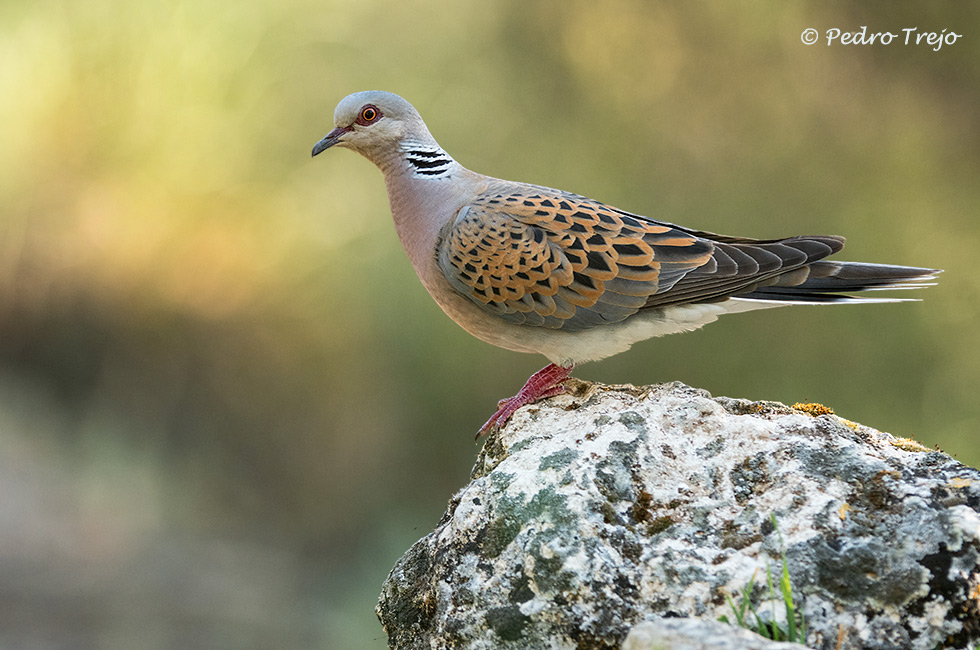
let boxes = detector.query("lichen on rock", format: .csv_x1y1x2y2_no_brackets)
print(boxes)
377,381,980,650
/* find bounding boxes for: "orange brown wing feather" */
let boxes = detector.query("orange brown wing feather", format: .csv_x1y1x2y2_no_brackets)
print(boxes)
438,187,714,331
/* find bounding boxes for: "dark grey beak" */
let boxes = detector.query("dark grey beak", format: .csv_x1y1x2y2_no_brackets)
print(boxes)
311,126,351,157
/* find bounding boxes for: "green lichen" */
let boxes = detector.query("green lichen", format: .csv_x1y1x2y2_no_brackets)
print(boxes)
485,605,530,641
647,515,675,536
539,448,580,472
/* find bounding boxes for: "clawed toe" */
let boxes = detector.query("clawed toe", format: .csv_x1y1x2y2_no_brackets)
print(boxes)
475,364,574,440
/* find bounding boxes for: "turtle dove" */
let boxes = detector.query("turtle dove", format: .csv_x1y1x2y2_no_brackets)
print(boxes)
312,91,940,437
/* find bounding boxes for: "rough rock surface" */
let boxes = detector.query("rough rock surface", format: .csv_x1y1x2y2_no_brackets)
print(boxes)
621,618,810,650
377,381,980,650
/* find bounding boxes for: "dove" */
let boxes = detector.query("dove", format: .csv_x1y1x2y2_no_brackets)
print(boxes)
312,91,940,437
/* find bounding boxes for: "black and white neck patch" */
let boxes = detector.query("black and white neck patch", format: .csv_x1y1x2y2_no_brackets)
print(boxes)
401,142,456,179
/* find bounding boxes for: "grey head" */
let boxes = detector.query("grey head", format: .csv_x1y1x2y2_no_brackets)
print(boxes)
311,90,435,166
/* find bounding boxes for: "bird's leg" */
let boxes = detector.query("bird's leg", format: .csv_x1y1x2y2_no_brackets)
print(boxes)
477,363,574,438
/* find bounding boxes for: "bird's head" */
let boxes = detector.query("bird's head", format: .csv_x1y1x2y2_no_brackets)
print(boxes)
311,90,427,163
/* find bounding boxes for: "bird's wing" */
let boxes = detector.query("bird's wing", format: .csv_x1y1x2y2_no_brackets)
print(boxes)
437,186,842,331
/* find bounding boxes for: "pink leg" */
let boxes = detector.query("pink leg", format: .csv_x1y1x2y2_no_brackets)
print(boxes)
477,363,574,438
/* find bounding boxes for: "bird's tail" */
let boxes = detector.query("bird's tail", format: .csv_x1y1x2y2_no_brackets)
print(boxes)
733,261,942,304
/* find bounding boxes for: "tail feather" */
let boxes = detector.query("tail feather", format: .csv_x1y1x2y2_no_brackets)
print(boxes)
734,261,941,304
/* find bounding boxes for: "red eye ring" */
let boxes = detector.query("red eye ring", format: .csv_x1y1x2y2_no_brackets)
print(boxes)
356,105,381,125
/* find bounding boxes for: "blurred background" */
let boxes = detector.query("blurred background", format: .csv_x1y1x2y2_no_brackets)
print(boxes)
1,1,977,648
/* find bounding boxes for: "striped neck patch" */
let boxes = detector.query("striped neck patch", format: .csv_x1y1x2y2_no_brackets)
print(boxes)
400,142,456,179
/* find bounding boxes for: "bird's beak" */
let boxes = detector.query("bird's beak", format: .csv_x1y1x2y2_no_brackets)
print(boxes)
311,126,351,157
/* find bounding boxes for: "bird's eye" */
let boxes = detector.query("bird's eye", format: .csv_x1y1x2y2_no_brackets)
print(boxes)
357,105,381,125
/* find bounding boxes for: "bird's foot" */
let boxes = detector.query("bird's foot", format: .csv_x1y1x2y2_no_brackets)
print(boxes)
477,363,574,439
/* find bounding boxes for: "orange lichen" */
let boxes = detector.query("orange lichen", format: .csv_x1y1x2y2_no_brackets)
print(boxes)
890,437,931,453
791,402,835,417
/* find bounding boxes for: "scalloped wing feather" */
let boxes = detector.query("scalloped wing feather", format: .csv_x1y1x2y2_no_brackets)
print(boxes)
438,188,713,331
437,185,847,331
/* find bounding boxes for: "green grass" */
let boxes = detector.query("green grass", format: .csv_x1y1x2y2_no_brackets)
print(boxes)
719,515,807,645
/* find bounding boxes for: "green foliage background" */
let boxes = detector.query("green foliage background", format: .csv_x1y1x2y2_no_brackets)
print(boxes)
0,1,977,648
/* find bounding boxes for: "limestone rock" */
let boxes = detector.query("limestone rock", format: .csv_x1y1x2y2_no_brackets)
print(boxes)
622,618,810,650
377,381,980,650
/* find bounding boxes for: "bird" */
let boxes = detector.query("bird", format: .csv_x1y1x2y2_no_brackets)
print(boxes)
311,91,940,437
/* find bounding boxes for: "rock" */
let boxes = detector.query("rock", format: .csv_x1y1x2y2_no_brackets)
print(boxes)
376,381,980,650
622,618,808,650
